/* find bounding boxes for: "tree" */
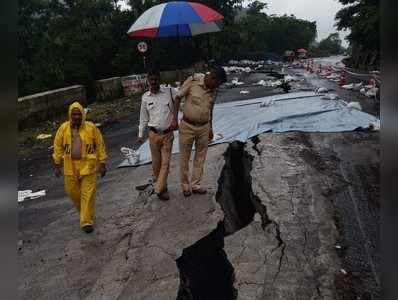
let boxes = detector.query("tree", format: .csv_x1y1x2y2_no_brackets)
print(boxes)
235,1,316,57
335,0,379,69
18,0,137,98
317,33,344,55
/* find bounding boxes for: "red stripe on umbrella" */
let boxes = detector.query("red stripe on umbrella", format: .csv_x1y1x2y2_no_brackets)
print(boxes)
128,28,159,38
189,2,224,23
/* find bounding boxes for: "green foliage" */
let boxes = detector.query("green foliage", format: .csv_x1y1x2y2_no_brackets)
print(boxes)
335,0,379,69
309,33,344,57
19,0,137,98
229,1,316,59
19,0,319,98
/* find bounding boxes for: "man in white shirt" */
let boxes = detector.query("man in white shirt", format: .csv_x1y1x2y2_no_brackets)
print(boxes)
138,66,175,200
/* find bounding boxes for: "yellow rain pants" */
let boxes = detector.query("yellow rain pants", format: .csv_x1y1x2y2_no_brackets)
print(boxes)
64,160,96,227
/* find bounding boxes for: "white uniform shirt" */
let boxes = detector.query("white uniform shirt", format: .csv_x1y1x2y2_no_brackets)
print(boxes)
138,87,176,138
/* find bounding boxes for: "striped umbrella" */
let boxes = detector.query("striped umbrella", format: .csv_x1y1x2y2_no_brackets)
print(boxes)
127,1,224,38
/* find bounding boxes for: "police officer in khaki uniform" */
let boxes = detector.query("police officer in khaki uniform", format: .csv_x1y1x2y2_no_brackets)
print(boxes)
171,67,227,196
138,66,176,200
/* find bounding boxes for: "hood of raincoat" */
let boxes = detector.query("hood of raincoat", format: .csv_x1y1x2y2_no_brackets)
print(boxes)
68,101,86,126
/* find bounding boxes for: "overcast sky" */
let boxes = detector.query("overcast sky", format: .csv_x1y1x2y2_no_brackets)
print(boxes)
246,0,349,46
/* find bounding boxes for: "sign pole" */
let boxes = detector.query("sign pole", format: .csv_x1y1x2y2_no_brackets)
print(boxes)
137,41,148,70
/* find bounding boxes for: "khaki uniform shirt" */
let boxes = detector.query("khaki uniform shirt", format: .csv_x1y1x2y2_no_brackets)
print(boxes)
177,73,216,124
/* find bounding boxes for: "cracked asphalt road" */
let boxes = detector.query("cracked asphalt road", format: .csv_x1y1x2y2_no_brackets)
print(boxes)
18,62,380,299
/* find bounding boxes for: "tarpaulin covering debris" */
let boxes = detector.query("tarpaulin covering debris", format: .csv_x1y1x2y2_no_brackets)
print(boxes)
118,91,380,167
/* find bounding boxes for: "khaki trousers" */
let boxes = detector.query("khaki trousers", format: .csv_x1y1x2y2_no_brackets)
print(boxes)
148,130,174,193
179,120,210,192
64,160,96,228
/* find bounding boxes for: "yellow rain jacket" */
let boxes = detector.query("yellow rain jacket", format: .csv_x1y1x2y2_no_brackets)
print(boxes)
52,102,107,176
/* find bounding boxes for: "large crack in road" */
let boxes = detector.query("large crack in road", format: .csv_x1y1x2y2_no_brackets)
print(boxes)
175,141,286,300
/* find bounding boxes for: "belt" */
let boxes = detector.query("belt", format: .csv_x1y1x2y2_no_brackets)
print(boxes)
149,127,171,134
182,116,208,127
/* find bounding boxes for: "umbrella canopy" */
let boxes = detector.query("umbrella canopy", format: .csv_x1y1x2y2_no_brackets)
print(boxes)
127,1,224,38
297,48,307,53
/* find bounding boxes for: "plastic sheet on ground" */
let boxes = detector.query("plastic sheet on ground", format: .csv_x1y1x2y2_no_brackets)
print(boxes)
36,133,52,140
18,190,46,203
118,91,380,168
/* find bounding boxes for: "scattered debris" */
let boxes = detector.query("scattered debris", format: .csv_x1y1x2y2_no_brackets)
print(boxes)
369,122,380,131
315,87,329,93
365,87,378,98
256,79,282,87
121,147,140,165
36,133,52,140
135,175,155,191
260,99,275,107
228,59,265,66
239,90,250,94
352,82,363,91
335,245,342,249
95,123,102,128
321,93,339,100
340,269,348,275
283,75,296,82
213,133,224,141
223,66,253,74
253,213,262,222
18,190,46,203
341,82,365,91
231,77,244,86
347,102,362,110
341,83,354,90
326,74,340,80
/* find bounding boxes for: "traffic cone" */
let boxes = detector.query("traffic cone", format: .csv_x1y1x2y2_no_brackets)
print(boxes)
317,64,322,74
324,66,331,77
339,70,347,86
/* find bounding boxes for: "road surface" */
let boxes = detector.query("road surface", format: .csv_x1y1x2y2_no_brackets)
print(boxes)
18,60,380,299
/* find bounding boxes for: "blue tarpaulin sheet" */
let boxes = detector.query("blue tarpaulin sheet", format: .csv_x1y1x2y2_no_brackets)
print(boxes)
118,91,380,167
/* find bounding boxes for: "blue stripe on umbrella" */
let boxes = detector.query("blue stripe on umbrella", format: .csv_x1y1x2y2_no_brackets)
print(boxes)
159,2,203,27
158,24,191,37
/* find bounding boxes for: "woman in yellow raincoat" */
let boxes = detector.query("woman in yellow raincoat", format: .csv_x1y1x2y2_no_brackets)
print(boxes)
52,102,107,233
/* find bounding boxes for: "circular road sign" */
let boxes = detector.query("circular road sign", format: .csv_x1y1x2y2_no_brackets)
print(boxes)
137,42,148,53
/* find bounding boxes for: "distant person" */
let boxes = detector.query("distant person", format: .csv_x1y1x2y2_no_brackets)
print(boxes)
172,67,227,197
138,66,176,201
52,102,107,233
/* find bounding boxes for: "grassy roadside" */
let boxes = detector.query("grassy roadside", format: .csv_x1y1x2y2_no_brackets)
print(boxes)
18,95,142,160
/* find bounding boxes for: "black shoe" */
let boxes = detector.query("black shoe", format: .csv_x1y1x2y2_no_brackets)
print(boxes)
157,191,170,201
192,188,207,195
82,225,94,233
183,190,192,197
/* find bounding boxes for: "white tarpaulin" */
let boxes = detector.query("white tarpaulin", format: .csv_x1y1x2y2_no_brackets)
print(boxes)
118,91,380,168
